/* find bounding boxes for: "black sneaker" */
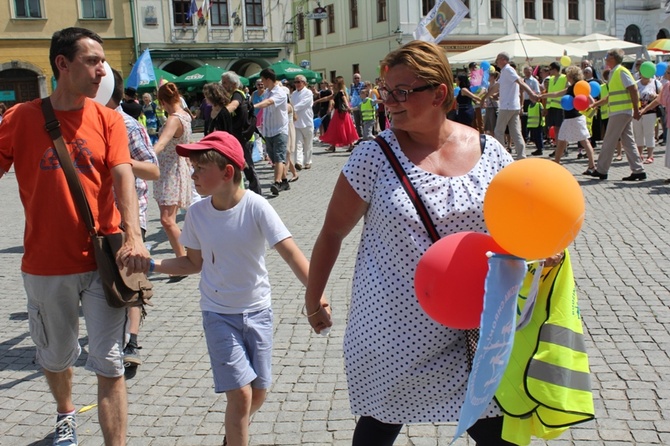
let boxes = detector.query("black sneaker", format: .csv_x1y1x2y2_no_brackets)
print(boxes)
530,149,543,156
280,180,291,191
123,342,142,367
270,182,281,195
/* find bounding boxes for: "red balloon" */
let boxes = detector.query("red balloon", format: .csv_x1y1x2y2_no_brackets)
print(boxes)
414,232,507,329
573,94,589,111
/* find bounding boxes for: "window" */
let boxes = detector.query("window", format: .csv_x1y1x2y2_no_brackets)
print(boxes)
422,0,435,15
245,0,263,27
524,0,535,19
491,0,502,19
353,64,359,77
15,0,42,18
542,0,553,19
211,0,229,26
377,0,387,23
314,17,322,36
463,0,470,18
568,0,578,20
624,24,641,45
173,0,194,26
81,0,107,18
326,4,334,33
297,13,305,40
350,0,358,28
595,0,605,21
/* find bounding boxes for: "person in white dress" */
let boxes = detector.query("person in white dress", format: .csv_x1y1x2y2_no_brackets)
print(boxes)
304,40,517,445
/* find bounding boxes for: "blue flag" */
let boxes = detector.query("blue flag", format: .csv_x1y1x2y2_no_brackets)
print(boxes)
186,0,198,21
126,49,155,90
451,253,526,444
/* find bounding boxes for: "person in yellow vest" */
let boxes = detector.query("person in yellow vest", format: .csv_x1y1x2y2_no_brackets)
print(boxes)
358,88,377,141
544,62,567,155
540,66,596,172
526,98,544,155
588,48,646,180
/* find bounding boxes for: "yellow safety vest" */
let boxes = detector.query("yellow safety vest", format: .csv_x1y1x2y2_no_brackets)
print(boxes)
546,75,567,109
599,83,609,120
496,250,594,445
527,102,543,128
607,65,636,114
360,98,376,122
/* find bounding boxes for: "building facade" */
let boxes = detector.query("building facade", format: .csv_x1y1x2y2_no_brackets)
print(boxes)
291,0,670,84
0,0,135,106
133,0,294,76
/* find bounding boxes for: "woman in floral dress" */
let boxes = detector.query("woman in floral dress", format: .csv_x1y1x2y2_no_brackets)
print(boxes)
153,82,192,263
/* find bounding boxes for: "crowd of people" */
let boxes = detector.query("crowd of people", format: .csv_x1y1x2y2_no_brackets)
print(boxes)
452,49,670,182
1,25,667,446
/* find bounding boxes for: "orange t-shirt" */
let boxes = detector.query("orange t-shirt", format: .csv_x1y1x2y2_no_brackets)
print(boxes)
0,98,131,275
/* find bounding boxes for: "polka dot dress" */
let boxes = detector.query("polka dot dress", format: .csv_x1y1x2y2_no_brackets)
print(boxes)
341,129,513,424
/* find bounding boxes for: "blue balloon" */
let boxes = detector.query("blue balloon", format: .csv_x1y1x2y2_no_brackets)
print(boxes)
454,86,461,96
588,81,601,98
470,85,480,93
313,117,322,129
480,61,491,71
656,62,668,77
561,95,574,111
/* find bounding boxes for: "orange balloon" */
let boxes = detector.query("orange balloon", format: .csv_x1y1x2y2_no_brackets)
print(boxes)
483,159,585,260
573,80,590,97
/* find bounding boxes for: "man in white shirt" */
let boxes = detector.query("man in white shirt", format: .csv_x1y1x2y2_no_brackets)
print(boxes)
481,52,540,159
290,75,314,170
254,68,290,195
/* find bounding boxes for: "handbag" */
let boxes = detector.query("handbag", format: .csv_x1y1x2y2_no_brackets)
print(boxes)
41,98,153,308
375,133,487,371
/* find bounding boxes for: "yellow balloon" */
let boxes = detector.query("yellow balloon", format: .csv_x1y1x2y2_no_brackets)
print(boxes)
560,55,571,67
489,65,496,73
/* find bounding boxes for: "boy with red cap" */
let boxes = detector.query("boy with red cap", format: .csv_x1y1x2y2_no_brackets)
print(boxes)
149,131,329,445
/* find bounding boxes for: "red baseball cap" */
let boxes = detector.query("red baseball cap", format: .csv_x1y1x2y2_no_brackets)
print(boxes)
176,131,245,170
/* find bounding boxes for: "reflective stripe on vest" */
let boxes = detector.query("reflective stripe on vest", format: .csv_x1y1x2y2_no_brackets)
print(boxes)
527,103,543,128
360,98,375,121
547,75,567,109
607,65,635,113
496,250,594,443
600,84,609,119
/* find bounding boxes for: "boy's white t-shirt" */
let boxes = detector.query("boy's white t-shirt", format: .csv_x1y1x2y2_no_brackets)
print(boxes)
180,191,291,314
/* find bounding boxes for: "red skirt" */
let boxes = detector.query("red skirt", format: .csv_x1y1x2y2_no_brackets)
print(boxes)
320,111,359,147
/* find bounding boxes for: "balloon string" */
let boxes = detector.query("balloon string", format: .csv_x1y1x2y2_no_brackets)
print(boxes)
499,3,530,64
486,251,549,265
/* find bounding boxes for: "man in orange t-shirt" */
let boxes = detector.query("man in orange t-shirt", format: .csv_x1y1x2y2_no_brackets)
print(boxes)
0,27,149,445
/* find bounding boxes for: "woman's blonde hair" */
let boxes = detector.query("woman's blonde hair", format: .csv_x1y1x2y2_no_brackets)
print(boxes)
380,40,454,112
565,66,584,83
157,82,181,105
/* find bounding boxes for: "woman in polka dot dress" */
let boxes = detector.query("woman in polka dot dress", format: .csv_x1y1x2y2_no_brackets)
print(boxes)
304,41,516,445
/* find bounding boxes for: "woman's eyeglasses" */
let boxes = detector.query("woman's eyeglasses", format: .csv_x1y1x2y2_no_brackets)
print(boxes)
379,84,437,103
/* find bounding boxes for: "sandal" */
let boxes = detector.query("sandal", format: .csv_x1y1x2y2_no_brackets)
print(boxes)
325,146,335,152
289,176,299,182
643,157,654,164
614,155,623,161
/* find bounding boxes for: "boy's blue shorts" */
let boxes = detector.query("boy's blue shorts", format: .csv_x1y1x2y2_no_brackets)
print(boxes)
202,308,273,393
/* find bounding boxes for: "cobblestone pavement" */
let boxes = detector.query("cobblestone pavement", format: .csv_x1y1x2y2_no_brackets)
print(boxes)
1,138,669,445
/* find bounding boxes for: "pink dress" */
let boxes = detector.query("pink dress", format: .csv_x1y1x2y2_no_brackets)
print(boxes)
320,91,359,147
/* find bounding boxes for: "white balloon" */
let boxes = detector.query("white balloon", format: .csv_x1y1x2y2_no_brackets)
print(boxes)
93,61,114,105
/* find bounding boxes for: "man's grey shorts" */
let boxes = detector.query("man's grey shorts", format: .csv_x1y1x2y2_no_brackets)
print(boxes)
265,133,288,164
23,271,126,377
202,308,273,393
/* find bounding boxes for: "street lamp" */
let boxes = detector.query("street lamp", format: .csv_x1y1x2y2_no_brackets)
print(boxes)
394,26,403,45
